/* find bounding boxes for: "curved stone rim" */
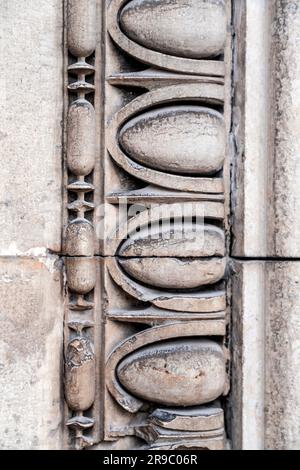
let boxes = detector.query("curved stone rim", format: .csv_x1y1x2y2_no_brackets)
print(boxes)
106,201,225,255
119,257,227,289
106,322,226,413
118,104,225,176
106,256,226,313
107,83,225,193
107,0,225,76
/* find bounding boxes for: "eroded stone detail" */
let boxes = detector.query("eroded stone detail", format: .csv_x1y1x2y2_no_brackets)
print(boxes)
65,337,96,411
136,404,225,450
107,84,225,193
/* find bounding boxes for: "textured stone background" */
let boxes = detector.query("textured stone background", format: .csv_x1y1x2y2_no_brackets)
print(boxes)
0,0,64,449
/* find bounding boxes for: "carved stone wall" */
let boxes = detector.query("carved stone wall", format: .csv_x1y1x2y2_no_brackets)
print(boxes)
2,0,300,452
62,0,232,450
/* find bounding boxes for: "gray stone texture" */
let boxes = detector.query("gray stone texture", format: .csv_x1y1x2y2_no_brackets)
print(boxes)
1,0,63,254
0,257,64,449
232,0,300,257
0,0,64,450
231,261,300,450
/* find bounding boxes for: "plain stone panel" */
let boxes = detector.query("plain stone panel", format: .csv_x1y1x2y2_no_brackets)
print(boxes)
267,1,300,258
231,261,265,450
231,260,300,450
265,262,300,450
0,257,64,449
232,0,300,257
0,0,63,254
231,0,270,257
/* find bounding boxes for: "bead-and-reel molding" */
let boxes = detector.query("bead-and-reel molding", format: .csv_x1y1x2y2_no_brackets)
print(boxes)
63,0,99,450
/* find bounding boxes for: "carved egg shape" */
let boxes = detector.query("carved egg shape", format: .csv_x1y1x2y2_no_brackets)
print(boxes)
119,106,225,175
119,222,225,258
117,339,226,406
119,257,226,289
120,0,226,59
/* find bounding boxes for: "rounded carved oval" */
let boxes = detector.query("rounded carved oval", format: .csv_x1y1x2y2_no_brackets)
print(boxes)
119,222,225,258
67,0,97,58
67,99,96,176
65,219,95,257
107,1,225,76
107,84,225,193
120,0,227,59
65,257,96,294
65,337,95,411
119,257,226,289
117,338,226,406
119,106,225,175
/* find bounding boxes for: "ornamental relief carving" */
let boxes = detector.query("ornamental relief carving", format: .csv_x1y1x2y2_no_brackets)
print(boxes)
63,0,232,450
107,0,226,75
106,83,225,192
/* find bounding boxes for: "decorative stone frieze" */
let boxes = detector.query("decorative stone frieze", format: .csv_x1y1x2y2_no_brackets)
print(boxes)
98,0,232,451
63,0,232,450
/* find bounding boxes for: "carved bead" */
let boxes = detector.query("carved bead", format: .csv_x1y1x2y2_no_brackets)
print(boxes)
67,99,96,176
119,106,225,175
117,339,226,406
65,220,94,257
65,257,96,294
120,0,226,59
119,223,225,258
119,257,226,289
67,0,97,58
65,337,95,411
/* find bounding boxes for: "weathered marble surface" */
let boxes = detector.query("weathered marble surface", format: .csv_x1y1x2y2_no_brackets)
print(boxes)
120,0,227,59
119,257,226,289
3,0,300,453
0,257,63,450
0,0,64,450
0,0,63,254
231,260,300,450
117,339,226,406
119,106,225,175
232,0,300,257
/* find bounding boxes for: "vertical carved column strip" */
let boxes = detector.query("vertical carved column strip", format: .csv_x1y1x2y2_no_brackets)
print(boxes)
63,0,100,450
